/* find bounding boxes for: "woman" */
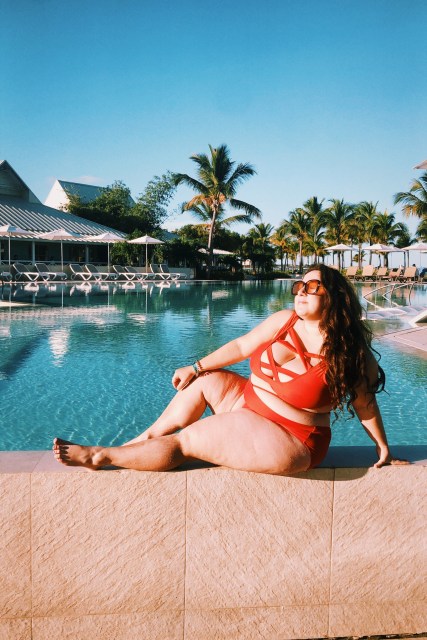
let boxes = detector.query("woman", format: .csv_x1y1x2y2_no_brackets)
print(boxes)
53,265,404,473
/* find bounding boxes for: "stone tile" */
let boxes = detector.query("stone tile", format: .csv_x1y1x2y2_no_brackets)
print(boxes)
33,450,92,473
0,475,31,617
0,451,44,473
0,618,31,640
185,468,334,609
31,471,186,616
185,604,329,640
32,611,184,640
331,466,427,604
329,600,427,637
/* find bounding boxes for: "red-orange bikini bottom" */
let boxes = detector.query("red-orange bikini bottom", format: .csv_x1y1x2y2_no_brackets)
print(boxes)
243,383,331,469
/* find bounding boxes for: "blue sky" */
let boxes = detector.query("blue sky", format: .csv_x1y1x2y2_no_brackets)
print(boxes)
2,0,426,241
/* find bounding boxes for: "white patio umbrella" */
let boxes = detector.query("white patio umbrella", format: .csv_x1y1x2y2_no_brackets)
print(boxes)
401,242,427,267
326,243,354,268
86,231,124,270
0,224,35,267
401,242,427,251
128,235,164,268
366,243,401,267
35,229,82,271
367,243,397,252
414,160,427,170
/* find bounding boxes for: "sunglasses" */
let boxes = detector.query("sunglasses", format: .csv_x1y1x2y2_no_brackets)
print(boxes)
291,279,325,296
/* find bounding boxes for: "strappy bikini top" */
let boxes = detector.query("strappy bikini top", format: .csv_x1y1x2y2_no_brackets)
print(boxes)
249,311,332,410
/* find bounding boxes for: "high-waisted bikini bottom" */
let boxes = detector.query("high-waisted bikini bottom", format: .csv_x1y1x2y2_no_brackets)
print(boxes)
243,383,331,469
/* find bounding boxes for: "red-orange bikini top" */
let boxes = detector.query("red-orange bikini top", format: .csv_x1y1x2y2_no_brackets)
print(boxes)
249,311,332,410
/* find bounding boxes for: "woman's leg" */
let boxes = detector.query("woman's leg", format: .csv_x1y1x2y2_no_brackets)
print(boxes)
122,371,247,445
53,406,311,475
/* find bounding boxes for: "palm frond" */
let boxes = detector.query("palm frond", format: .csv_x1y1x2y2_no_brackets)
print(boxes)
173,173,208,194
229,198,261,218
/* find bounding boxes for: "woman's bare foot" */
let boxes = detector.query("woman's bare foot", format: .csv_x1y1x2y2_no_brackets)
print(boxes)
53,438,107,470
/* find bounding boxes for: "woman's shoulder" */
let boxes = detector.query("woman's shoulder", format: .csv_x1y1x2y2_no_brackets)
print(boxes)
266,309,296,334
270,308,295,325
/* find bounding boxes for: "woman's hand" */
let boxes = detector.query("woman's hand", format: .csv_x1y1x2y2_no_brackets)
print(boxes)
374,444,410,468
172,366,196,391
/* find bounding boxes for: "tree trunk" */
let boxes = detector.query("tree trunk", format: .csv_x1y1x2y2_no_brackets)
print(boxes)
206,203,218,279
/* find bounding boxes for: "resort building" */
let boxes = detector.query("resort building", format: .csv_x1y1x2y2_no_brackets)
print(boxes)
44,178,135,210
0,160,125,265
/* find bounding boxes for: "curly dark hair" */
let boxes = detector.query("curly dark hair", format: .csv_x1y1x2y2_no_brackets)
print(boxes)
305,264,385,413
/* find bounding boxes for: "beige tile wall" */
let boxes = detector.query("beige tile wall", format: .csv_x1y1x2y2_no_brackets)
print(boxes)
0,454,425,639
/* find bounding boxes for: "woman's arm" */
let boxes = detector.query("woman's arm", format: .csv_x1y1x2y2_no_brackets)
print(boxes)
351,356,409,468
172,309,292,390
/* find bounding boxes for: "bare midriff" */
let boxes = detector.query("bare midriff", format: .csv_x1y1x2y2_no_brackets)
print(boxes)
249,373,331,428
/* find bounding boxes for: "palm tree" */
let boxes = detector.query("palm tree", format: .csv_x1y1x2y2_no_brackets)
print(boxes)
183,200,256,242
299,197,327,263
394,172,427,219
324,199,354,268
416,216,427,242
173,145,261,277
246,223,275,274
351,201,379,267
371,211,408,267
285,209,312,273
271,225,294,270
304,229,327,264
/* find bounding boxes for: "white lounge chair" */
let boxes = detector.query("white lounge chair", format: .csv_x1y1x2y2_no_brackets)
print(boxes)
150,263,181,282
113,265,137,281
125,266,155,282
70,263,97,281
13,262,47,282
85,264,117,281
159,263,182,281
35,262,67,281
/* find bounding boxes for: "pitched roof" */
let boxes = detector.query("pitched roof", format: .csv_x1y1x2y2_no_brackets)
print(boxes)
45,179,135,207
0,197,125,237
56,180,108,203
0,160,41,203
0,161,125,238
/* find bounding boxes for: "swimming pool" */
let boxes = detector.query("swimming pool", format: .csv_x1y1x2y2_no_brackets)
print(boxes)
0,280,426,450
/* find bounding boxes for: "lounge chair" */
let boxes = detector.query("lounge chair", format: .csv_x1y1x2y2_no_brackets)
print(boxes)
355,265,376,281
70,263,98,281
13,262,47,282
125,266,155,282
388,267,402,281
113,265,138,281
397,266,418,282
375,267,389,281
150,263,181,282
35,262,67,281
159,263,182,281
84,264,118,281
345,266,357,280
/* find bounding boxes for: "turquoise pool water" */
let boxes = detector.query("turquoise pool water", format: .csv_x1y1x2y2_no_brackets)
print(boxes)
0,280,426,450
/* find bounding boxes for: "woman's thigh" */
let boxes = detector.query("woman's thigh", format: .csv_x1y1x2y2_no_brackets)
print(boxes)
178,409,311,475
199,370,248,414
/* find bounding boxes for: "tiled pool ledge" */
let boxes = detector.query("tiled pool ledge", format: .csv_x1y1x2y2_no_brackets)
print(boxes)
1,447,426,640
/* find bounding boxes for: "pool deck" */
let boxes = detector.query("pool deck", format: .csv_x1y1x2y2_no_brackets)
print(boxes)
381,325,427,353
1,449,426,639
